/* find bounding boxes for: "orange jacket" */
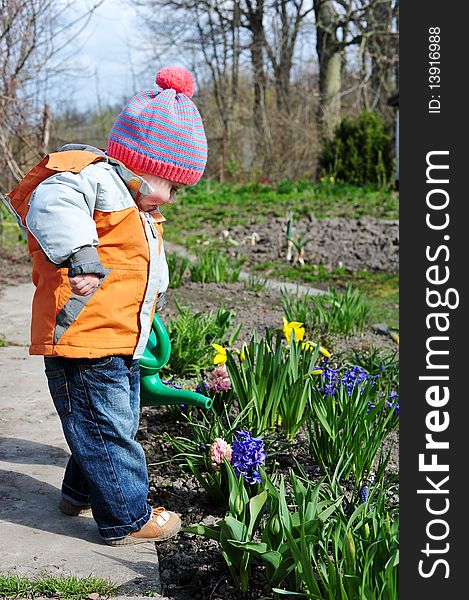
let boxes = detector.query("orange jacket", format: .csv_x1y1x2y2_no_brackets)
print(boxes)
6,147,169,359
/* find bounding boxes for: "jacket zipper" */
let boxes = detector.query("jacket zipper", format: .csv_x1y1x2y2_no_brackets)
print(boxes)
144,212,158,238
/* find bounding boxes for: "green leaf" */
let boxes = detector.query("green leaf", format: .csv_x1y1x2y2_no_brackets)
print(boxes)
229,540,268,553
247,490,268,537
229,541,283,570
182,524,220,542
318,496,343,522
223,516,247,541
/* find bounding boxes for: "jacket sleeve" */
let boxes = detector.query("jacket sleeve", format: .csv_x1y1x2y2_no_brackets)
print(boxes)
26,169,106,276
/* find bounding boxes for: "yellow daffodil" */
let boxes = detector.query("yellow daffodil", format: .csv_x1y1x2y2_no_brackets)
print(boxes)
390,332,399,345
233,345,247,361
301,340,331,358
309,369,324,376
212,343,227,365
282,317,305,344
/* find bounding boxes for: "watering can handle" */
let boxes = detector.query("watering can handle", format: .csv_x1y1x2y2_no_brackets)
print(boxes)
138,312,213,409
139,313,171,373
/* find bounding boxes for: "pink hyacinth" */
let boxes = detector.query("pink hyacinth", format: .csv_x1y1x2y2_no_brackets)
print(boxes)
206,364,231,393
210,437,233,469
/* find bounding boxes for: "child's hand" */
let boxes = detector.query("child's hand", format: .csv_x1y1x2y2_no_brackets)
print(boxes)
69,274,100,296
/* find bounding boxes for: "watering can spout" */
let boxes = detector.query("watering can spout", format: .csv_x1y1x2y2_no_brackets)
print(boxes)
140,371,213,409
139,313,212,410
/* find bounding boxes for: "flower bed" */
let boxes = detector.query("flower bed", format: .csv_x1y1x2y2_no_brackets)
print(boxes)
138,283,399,600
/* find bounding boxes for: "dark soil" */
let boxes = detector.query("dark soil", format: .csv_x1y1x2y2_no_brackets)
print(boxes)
215,216,399,273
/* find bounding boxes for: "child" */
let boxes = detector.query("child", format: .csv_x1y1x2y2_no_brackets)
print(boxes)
6,66,207,545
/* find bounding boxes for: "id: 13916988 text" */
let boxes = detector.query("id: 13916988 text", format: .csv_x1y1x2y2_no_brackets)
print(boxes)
428,27,441,114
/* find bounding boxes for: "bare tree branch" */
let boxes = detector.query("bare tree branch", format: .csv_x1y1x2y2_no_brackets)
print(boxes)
0,0,105,190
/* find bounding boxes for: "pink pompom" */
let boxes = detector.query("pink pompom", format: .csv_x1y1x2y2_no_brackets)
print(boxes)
156,66,195,98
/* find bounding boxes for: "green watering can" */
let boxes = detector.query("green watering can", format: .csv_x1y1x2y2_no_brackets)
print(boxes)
139,313,213,410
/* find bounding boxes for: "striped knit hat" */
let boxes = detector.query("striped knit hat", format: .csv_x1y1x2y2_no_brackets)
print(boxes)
107,66,207,185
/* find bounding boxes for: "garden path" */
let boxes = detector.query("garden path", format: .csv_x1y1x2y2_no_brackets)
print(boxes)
0,282,167,600
163,241,327,296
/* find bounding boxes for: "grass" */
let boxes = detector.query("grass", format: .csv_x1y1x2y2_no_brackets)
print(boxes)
254,262,399,327
163,180,398,245
189,249,244,284
282,284,370,337
1,201,27,249
166,252,190,288
363,276,399,328
243,275,268,291
0,572,118,599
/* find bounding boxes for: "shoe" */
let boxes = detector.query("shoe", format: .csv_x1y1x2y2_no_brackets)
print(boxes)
104,507,182,546
59,498,92,516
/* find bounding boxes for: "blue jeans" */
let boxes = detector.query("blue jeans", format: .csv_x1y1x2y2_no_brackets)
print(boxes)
44,355,152,540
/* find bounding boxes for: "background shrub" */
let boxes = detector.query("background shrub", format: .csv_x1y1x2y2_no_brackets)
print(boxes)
319,111,394,186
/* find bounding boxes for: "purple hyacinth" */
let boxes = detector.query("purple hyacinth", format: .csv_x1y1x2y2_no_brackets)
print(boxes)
319,365,340,396
341,366,368,394
386,392,400,416
361,486,369,503
195,381,210,395
231,430,266,485
319,365,378,397
341,366,377,395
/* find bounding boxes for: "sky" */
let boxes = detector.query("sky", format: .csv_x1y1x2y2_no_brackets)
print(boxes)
54,0,153,112
50,0,317,113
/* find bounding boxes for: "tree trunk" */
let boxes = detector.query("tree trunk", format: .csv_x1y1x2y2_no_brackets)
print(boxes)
314,0,342,140
250,14,267,138
231,0,241,108
369,0,396,121
242,0,270,168
265,0,312,114
274,0,292,112
274,47,294,113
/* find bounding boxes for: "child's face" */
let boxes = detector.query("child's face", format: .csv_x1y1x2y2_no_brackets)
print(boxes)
133,170,184,213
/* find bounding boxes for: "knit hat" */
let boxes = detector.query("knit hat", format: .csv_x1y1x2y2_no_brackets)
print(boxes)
107,66,207,185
